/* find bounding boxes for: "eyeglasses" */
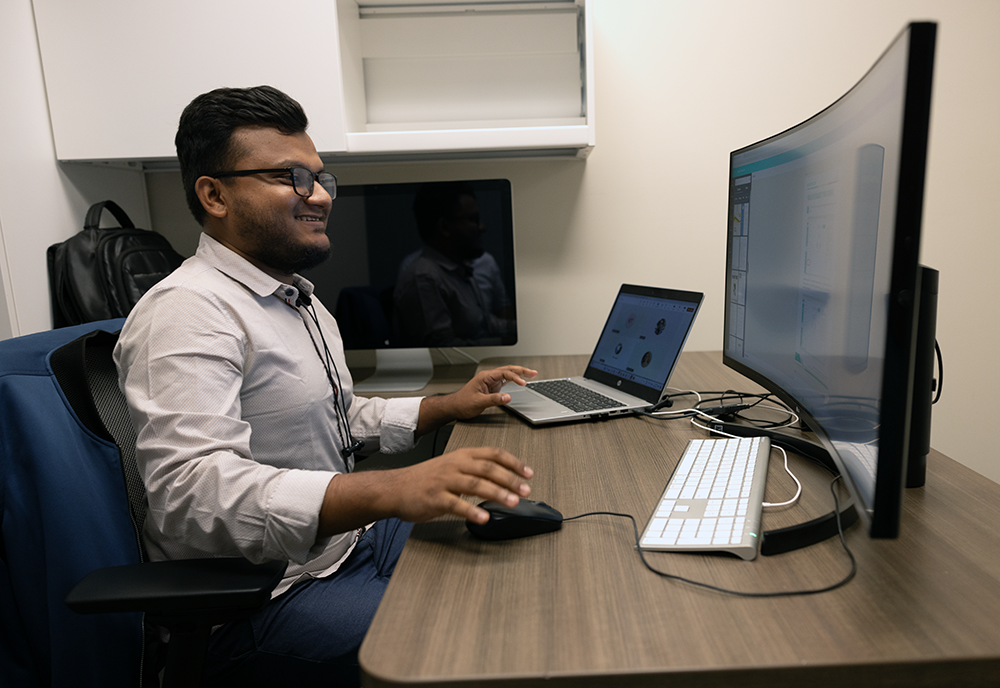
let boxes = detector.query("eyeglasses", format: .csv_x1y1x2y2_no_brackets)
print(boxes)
213,167,337,200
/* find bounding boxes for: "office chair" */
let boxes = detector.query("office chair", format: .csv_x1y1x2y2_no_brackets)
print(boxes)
0,321,286,688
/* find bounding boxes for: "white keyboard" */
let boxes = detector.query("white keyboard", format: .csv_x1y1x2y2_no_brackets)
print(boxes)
640,436,770,561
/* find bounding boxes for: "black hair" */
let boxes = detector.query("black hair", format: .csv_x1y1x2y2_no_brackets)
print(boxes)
175,85,309,225
411,181,478,243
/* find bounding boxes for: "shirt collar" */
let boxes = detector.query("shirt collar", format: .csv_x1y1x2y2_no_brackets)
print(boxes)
196,233,316,306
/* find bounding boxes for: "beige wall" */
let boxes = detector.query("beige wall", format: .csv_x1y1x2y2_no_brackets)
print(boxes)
147,1,1000,484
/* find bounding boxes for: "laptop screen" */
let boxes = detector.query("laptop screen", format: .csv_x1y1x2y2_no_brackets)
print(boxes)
584,285,703,403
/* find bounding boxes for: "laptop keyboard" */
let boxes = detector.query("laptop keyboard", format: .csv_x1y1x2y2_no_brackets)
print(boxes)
527,379,627,413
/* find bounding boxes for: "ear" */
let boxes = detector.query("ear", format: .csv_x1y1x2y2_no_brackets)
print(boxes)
195,176,229,219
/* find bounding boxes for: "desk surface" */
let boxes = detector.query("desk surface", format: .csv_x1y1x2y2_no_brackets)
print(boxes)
359,352,1000,688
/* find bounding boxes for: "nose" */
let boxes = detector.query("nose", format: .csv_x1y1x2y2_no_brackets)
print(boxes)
307,181,334,208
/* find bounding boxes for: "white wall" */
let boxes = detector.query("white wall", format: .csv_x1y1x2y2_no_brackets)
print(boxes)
8,0,999,485
146,1,1000,485
0,0,150,338
583,0,1000,487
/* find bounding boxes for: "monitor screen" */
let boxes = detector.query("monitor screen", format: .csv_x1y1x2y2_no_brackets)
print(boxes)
723,23,936,538
302,178,517,351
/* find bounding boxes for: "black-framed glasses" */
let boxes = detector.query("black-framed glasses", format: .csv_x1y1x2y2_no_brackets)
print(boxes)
213,167,337,200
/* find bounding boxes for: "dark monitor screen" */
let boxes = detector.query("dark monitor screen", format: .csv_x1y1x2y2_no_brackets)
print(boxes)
302,178,517,351
723,23,936,538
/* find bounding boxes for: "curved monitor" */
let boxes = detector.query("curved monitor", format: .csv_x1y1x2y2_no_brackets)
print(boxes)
301,178,517,391
723,23,936,537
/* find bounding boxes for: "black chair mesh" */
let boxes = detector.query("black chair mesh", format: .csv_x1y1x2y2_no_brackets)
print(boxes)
85,337,148,552
51,329,148,561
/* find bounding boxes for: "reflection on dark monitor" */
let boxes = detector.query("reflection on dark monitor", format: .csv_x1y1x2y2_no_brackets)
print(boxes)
723,23,936,538
301,178,516,392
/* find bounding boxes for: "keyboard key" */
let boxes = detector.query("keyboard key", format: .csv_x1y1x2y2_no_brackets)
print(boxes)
639,436,770,561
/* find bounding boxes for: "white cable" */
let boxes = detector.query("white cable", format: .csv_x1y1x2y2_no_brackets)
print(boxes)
754,402,800,429
761,444,802,508
649,389,703,416
690,418,802,509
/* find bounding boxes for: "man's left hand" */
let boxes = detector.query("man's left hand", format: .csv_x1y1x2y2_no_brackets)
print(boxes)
451,365,538,419
416,365,537,436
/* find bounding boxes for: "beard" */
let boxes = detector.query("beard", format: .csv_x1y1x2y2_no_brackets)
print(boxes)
232,202,332,274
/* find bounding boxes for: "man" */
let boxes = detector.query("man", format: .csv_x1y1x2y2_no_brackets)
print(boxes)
114,85,536,686
393,181,516,347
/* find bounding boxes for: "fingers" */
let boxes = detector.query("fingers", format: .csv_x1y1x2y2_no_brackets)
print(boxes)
476,366,538,400
456,447,533,501
491,365,538,387
418,447,534,524
491,367,536,405
449,367,537,419
466,446,534,481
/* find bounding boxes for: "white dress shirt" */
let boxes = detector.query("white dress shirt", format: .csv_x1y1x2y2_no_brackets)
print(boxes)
114,233,422,597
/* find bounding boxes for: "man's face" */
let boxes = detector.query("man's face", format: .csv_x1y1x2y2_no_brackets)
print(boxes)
442,194,486,262
221,127,333,276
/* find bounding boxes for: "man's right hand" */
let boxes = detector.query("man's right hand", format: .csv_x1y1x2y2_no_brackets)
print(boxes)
317,447,533,538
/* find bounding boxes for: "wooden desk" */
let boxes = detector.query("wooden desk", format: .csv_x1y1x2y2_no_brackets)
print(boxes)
360,352,1000,687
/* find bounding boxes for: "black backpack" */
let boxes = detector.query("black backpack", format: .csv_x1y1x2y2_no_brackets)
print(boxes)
47,200,185,327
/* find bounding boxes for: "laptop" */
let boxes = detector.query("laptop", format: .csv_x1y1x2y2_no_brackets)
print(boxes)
502,284,703,425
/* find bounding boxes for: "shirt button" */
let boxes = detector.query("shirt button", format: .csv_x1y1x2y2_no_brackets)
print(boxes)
285,288,295,297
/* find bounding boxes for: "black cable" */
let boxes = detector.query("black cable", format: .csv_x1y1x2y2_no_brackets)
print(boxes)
298,299,364,462
650,391,701,412
729,394,800,429
562,476,856,598
642,390,799,430
634,407,702,421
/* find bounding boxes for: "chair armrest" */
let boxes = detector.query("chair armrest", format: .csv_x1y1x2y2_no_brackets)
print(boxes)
66,558,287,624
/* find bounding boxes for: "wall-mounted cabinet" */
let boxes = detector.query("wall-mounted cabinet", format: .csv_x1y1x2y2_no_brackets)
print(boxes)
33,0,593,164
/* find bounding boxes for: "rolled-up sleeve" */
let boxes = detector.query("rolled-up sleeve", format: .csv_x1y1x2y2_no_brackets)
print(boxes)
346,395,422,456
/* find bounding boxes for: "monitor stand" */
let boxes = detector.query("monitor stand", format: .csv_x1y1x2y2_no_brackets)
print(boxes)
353,348,434,393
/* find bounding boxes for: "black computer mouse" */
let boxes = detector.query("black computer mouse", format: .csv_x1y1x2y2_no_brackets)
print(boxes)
466,499,563,540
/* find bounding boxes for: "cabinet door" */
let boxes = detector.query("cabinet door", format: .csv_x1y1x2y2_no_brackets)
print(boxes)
33,0,347,161
338,0,595,158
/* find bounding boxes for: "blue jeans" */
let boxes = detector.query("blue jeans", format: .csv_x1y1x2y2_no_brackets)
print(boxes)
202,518,413,687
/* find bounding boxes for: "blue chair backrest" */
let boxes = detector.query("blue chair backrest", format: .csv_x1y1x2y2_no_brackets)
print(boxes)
0,320,142,688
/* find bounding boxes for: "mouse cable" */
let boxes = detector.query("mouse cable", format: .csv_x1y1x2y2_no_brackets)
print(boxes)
563,476,856,598
690,418,802,509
